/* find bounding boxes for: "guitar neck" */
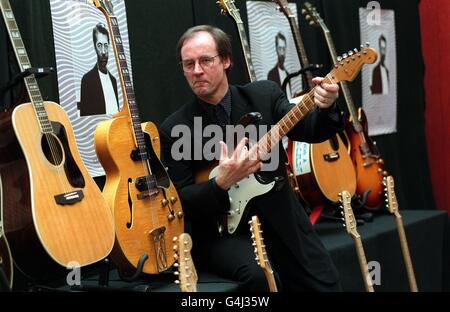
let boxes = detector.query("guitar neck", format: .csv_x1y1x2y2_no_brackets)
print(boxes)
321,28,361,132
353,236,375,292
287,15,313,89
103,13,146,150
393,213,418,292
0,0,52,134
235,22,257,82
263,268,278,292
258,75,333,154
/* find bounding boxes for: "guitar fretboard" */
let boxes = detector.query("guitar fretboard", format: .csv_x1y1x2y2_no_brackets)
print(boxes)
286,12,313,89
0,0,52,134
107,15,148,155
258,74,335,155
236,22,256,82
319,21,362,132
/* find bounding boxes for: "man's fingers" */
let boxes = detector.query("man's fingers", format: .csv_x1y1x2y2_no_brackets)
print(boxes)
232,137,248,160
219,141,228,164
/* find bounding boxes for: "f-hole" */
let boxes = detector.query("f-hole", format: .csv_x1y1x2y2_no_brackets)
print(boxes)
41,133,64,166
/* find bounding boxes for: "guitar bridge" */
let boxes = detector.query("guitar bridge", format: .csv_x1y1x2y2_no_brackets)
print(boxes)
54,190,84,205
323,152,340,162
150,227,168,272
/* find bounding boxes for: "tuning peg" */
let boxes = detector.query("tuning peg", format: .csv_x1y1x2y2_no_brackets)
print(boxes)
174,271,179,276
305,15,311,21
173,262,179,267
366,42,370,47
174,279,180,284
342,53,348,59
348,50,354,56
301,8,306,14
309,21,314,26
354,48,359,54
337,56,342,62
343,224,346,227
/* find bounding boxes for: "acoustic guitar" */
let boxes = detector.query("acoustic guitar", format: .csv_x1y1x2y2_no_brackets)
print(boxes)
340,190,374,292
275,0,356,207
173,233,198,292
196,47,377,234
302,2,386,210
249,215,278,292
0,175,13,290
0,0,115,280
91,0,184,276
384,176,418,292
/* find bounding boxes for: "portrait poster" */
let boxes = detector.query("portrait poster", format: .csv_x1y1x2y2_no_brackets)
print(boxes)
50,0,131,176
247,1,302,100
359,8,397,136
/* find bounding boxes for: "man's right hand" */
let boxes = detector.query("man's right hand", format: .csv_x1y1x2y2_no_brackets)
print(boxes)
214,138,262,191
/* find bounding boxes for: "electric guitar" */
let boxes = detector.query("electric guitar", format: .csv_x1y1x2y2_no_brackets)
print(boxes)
0,175,13,290
249,215,278,292
302,2,386,210
91,0,184,276
197,47,377,234
384,176,418,292
340,190,374,292
217,0,256,82
276,0,356,207
0,0,115,279
173,233,198,292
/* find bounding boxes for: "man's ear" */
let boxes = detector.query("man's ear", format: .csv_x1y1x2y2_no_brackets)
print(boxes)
222,56,231,70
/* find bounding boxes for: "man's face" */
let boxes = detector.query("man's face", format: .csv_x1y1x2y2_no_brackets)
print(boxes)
180,31,231,103
276,38,286,68
95,32,109,73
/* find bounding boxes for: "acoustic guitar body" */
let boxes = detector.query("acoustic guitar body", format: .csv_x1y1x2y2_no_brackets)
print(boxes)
289,134,356,207
0,102,115,280
94,116,184,275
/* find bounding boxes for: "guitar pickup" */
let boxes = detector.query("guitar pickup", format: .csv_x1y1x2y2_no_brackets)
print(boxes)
54,190,84,205
130,148,149,161
135,175,157,192
323,152,340,162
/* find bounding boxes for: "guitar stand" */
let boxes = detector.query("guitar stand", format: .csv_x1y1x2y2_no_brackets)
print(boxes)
0,67,54,95
281,64,323,95
118,253,148,282
0,267,11,292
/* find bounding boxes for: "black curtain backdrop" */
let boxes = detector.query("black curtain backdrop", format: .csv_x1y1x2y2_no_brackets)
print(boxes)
0,0,435,211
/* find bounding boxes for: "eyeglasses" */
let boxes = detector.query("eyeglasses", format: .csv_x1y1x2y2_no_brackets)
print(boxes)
180,55,220,72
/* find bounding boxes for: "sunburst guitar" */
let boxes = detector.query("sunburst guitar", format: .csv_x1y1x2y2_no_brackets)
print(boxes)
91,0,184,276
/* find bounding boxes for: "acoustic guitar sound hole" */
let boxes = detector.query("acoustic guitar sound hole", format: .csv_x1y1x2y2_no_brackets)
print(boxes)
41,133,64,166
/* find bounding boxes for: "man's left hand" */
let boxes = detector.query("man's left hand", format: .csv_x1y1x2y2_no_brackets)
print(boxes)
312,77,339,109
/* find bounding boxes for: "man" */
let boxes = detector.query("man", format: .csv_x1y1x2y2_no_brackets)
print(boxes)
267,32,292,98
79,23,119,116
370,34,389,95
160,25,342,291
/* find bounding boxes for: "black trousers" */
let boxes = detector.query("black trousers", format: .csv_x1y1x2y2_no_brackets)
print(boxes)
194,222,342,292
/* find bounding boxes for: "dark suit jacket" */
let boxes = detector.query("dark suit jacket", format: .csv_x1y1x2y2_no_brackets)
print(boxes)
79,65,119,116
370,63,389,94
160,80,341,284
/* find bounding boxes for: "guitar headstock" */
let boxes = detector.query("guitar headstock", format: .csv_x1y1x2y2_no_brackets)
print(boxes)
274,0,293,17
249,216,272,273
383,176,399,215
339,190,360,239
301,2,324,29
330,46,377,82
88,0,114,16
217,0,243,23
173,233,197,292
